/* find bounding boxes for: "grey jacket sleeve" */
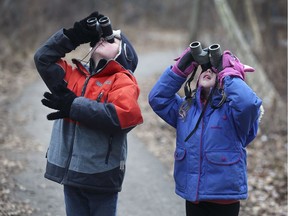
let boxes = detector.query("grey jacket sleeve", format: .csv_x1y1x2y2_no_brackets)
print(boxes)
34,29,77,91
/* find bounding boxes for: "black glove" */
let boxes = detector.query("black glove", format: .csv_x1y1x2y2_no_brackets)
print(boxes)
41,85,77,120
64,11,103,47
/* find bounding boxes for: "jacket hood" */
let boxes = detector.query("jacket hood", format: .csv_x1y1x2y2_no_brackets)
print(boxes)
89,30,138,74
115,32,138,73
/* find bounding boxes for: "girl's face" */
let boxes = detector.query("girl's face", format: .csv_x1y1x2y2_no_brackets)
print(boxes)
90,38,120,62
198,69,217,89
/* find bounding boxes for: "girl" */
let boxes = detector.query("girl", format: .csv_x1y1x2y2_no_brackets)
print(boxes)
148,46,263,216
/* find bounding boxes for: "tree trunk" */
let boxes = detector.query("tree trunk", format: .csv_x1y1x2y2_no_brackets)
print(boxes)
244,0,264,54
188,0,200,42
214,0,286,130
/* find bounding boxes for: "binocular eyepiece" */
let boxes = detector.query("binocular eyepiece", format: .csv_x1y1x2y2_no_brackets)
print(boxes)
189,41,222,69
87,16,114,43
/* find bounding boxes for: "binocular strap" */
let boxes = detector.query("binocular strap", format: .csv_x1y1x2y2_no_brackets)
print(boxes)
184,67,198,99
184,83,217,142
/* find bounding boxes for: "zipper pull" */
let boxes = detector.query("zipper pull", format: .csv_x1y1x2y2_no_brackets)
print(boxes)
96,91,104,102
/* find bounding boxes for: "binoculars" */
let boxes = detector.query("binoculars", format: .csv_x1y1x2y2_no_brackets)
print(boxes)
189,41,222,69
87,16,114,43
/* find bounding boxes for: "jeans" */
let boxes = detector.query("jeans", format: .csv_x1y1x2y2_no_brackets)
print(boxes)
64,185,118,216
186,201,240,216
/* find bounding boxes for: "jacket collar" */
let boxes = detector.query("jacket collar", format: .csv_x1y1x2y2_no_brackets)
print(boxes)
72,58,133,78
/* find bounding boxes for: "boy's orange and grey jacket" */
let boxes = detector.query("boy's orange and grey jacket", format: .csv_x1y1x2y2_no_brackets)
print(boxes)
34,29,143,192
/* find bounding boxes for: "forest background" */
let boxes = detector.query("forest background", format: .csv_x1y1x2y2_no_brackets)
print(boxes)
0,0,287,215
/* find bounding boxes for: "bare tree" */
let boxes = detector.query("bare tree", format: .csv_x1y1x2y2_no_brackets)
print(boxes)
188,0,200,42
213,0,286,129
243,0,264,54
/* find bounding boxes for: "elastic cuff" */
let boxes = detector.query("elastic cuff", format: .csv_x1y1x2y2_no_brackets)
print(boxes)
171,65,187,78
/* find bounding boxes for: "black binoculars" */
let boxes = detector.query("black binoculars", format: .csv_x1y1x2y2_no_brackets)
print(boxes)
189,41,222,69
87,16,114,43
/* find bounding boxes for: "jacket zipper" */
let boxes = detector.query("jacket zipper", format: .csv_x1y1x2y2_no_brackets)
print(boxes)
105,135,113,164
195,112,205,201
58,62,88,183
61,64,106,182
81,76,91,96
61,73,90,181
81,75,104,100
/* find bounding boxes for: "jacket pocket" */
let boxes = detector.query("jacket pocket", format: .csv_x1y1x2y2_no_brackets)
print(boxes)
173,146,187,192
205,151,240,165
204,151,245,194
